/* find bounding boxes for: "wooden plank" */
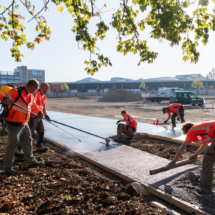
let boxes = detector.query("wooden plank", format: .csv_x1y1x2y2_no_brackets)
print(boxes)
150,156,202,175
151,201,181,215
44,136,211,215
147,134,201,147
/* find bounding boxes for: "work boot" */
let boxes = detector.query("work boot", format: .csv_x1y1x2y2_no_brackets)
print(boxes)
200,170,214,190
36,144,49,152
28,161,44,168
4,170,18,176
127,134,134,140
15,148,24,156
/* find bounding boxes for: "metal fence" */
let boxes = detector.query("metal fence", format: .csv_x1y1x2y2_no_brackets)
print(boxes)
46,91,143,98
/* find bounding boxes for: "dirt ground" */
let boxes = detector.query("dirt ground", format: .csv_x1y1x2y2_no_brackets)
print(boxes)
46,97,215,125
0,134,183,215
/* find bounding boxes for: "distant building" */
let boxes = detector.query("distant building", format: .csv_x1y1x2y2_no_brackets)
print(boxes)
0,66,45,84
111,77,132,82
175,74,205,80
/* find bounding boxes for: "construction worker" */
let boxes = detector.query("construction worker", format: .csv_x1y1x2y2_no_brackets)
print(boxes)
168,121,215,190
29,83,50,150
0,79,44,175
116,110,137,139
162,103,185,127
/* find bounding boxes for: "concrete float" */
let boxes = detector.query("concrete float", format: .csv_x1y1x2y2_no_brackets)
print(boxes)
44,112,212,215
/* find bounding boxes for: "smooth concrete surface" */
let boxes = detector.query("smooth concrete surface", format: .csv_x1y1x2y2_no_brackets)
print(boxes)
45,111,185,154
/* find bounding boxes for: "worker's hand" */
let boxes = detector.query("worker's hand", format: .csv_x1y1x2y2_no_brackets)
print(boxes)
116,120,120,125
4,97,12,105
45,115,51,121
189,154,198,162
167,160,176,167
38,112,44,120
164,120,167,124
177,117,180,121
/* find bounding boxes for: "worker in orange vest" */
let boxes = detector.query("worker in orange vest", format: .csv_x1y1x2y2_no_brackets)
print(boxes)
162,103,185,127
116,110,137,140
0,79,44,175
16,83,50,154
168,121,215,190
29,83,50,151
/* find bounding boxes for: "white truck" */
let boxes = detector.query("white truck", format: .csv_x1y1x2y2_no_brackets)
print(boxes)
142,87,182,103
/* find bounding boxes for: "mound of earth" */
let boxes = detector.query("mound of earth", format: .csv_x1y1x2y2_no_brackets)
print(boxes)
100,90,143,102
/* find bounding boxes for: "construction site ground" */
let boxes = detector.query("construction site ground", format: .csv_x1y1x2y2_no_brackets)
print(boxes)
0,134,187,215
46,97,214,125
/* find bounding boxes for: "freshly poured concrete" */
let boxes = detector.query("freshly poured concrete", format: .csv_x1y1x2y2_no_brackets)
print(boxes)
44,112,207,213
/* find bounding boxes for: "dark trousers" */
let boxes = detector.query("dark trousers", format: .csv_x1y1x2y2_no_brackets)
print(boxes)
171,106,185,127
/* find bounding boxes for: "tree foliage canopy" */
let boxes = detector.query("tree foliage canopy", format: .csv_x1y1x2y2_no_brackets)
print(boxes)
60,83,69,92
1,0,215,74
139,81,146,91
191,79,204,89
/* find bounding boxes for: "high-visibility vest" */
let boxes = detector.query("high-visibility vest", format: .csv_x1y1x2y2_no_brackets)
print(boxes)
124,114,137,132
31,90,46,117
186,121,215,145
0,88,41,126
167,104,182,113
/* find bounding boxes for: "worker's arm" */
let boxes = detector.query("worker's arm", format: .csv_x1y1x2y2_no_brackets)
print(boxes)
173,141,190,162
43,107,47,116
31,97,44,119
175,109,180,117
193,144,208,156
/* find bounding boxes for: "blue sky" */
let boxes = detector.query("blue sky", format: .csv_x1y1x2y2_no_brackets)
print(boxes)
1,0,215,82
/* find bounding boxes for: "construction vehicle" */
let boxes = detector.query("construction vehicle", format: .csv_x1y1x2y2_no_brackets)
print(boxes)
142,87,181,103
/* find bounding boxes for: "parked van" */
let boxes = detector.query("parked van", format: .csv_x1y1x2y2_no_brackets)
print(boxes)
170,91,204,106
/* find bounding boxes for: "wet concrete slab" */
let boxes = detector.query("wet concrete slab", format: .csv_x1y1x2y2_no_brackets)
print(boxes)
45,111,185,154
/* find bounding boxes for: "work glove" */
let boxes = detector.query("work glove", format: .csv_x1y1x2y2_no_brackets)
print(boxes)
167,160,176,167
189,154,198,162
177,117,180,121
116,120,120,125
164,120,167,124
45,115,51,121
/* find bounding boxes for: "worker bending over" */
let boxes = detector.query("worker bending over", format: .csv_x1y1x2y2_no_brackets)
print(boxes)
0,79,44,175
162,103,185,127
168,121,215,190
29,83,50,150
116,110,137,139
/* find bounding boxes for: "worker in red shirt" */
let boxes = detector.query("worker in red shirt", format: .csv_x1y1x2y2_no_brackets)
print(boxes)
168,121,215,190
162,103,185,127
29,83,50,151
116,110,137,140
0,79,44,175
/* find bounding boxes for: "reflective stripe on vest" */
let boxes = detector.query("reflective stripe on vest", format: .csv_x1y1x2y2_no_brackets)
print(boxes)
190,122,212,144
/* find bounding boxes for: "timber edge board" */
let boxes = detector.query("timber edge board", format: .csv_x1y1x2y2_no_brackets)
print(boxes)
43,136,210,215
147,134,201,147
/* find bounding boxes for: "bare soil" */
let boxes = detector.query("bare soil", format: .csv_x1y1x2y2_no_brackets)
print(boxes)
46,97,214,125
0,134,169,215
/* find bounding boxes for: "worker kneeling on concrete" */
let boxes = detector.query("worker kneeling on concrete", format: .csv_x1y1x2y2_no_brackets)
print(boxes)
168,121,215,190
116,110,137,140
162,103,185,127
0,79,44,175
29,83,50,151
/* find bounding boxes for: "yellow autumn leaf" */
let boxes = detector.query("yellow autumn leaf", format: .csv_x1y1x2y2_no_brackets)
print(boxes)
104,4,107,8
3,6,6,11
58,6,64,12
40,38,43,43
86,16,91,20
0,5,2,8
21,54,25,57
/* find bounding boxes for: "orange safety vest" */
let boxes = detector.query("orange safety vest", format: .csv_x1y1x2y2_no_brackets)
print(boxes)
167,104,182,114
124,114,137,132
0,88,41,126
185,121,215,145
31,90,46,117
